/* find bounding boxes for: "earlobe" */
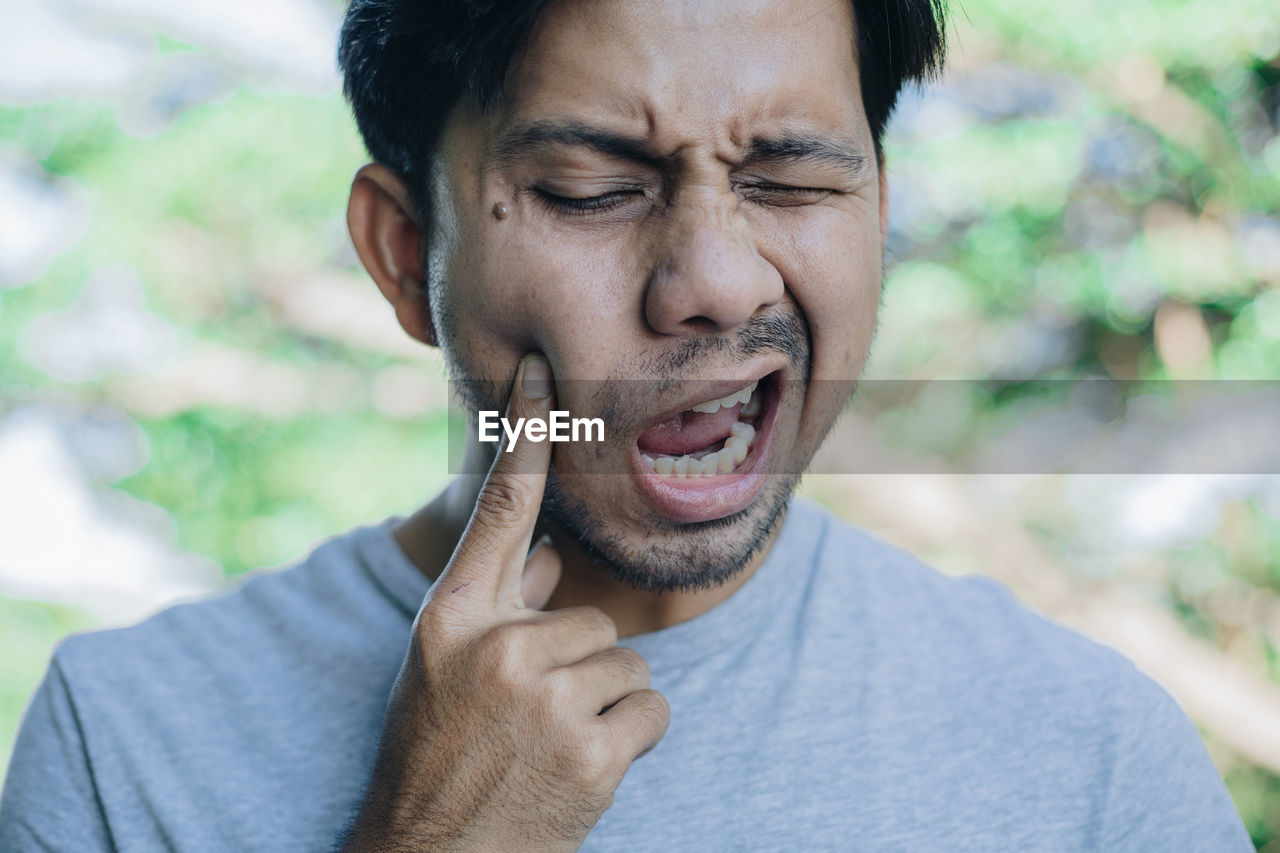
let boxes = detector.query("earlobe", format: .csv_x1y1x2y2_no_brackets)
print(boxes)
347,163,437,346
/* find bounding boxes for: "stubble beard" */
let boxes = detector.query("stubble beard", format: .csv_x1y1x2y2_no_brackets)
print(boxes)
439,308,820,593
540,466,802,594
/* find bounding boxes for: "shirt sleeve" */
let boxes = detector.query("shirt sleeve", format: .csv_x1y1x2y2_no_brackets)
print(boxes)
1096,671,1254,852
0,654,116,852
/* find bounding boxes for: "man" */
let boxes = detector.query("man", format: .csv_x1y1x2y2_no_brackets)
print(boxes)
0,0,1254,850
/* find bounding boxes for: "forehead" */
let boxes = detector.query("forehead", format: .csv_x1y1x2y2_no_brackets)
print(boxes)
498,0,864,152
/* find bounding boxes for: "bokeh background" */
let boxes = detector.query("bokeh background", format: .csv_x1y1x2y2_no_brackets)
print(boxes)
2,0,1279,844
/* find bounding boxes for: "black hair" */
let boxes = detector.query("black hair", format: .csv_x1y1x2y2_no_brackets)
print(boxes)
338,0,947,223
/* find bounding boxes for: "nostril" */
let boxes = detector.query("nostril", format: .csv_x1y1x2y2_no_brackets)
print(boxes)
682,316,718,333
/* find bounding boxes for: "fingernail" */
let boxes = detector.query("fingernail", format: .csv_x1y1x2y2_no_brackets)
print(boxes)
527,533,552,558
519,354,552,400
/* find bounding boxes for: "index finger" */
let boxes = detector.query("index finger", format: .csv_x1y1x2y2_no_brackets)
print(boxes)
436,352,557,615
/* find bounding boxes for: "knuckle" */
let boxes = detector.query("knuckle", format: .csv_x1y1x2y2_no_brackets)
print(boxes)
474,477,529,524
475,623,527,681
615,648,650,682
564,731,616,789
533,669,573,713
574,606,618,646
416,585,482,643
409,609,449,661
639,689,672,729
415,599,456,638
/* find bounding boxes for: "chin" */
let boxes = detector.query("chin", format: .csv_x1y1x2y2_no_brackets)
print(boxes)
541,466,800,593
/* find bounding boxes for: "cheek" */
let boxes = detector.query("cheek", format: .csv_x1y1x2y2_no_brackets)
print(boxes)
445,208,639,380
765,206,882,381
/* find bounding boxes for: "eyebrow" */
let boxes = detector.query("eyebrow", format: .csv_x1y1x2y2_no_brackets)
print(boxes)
491,119,869,178
492,120,664,170
741,134,869,179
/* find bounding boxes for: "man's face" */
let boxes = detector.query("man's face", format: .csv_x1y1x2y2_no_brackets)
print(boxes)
432,0,884,589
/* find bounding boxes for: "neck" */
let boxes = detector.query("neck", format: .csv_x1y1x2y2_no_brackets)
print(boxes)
393,440,777,637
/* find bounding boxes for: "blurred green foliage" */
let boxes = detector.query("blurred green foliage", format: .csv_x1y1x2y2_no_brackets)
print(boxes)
121,409,453,574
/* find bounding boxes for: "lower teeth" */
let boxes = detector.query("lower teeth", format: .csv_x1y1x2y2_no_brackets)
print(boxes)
643,422,756,478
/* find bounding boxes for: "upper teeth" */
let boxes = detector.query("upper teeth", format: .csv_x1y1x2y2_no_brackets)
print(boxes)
689,380,758,414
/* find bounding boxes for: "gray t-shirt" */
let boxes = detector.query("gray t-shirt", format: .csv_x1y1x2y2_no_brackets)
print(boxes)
0,498,1252,851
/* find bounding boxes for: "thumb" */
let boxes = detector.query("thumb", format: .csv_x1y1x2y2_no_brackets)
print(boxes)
520,536,562,610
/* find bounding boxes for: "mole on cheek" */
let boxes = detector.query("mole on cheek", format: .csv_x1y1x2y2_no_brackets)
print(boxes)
491,201,509,220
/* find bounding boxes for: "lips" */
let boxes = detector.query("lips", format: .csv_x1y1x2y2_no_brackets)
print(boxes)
627,370,783,523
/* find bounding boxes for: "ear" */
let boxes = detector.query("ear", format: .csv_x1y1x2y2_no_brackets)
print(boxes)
347,163,436,346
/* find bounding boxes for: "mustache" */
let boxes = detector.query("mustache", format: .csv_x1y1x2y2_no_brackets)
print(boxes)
640,310,811,381
451,309,811,424
588,309,810,434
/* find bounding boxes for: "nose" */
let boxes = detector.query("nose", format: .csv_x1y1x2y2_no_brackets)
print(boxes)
643,197,784,336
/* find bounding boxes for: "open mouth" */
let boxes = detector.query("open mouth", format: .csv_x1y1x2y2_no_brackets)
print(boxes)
629,370,783,523
636,378,767,477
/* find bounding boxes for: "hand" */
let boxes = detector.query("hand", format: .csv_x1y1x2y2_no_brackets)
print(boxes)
340,354,670,853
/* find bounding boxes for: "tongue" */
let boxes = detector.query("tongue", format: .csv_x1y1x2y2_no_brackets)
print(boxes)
637,403,742,456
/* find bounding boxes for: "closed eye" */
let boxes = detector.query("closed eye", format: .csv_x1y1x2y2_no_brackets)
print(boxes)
533,188,641,216
737,183,834,207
